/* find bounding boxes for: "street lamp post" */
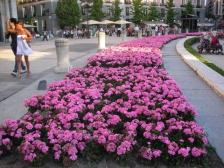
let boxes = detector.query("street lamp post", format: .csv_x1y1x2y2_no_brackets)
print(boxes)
84,3,90,38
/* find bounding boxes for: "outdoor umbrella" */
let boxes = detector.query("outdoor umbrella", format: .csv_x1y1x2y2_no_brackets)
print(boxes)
101,20,115,24
114,19,132,25
81,20,103,25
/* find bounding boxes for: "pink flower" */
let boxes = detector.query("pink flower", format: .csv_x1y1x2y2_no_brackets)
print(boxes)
106,143,116,152
2,138,10,145
191,147,206,157
178,147,190,157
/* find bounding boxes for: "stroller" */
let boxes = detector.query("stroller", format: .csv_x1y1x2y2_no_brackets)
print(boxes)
197,39,210,54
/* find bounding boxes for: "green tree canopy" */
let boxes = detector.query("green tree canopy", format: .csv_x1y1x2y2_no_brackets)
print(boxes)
184,0,194,15
91,0,104,21
55,0,81,28
166,0,174,26
111,0,122,21
132,0,144,25
148,2,159,21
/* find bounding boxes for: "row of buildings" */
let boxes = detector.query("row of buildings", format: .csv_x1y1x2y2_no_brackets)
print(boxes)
0,0,224,42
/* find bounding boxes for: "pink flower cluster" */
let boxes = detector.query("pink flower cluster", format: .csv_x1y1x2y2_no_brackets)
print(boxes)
0,35,207,163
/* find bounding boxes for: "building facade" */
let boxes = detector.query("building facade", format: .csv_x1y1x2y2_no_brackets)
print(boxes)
0,0,18,42
101,0,206,21
17,0,59,34
212,0,224,17
17,0,207,34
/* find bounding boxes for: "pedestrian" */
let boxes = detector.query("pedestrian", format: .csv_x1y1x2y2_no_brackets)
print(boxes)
70,29,74,38
117,27,121,37
42,30,48,41
6,18,26,76
15,22,33,79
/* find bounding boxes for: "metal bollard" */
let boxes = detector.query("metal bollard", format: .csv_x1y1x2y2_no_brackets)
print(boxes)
54,38,70,73
98,32,106,51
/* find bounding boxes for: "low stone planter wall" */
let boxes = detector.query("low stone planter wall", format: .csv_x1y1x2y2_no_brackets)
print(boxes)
176,37,224,98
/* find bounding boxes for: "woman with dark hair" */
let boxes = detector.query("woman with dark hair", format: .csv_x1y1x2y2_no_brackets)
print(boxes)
6,18,26,76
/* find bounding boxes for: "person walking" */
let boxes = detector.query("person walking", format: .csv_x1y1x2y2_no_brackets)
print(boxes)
6,18,26,76
15,22,33,79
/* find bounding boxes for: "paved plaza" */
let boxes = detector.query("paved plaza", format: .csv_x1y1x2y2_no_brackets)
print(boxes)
0,37,133,123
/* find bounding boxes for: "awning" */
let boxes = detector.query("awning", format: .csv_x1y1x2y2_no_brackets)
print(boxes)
24,24,37,28
143,21,168,27
197,23,214,27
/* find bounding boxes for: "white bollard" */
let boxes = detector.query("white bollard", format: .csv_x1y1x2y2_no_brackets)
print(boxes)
122,30,126,41
98,32,106,51
54,38,70,73
138,31,142,38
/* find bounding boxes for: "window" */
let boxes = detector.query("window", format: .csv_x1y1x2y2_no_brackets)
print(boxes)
126,7,130,16
31,5,36,17
124,0,131,4
40,4,45,16
105,6,111,16
22,7,25,18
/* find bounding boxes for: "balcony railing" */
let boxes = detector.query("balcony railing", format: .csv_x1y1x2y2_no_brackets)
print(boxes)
18,0,44,5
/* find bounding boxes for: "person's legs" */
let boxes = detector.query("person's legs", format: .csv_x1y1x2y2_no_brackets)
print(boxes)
11,45,18,74
16,55,22,79
24,56,30,78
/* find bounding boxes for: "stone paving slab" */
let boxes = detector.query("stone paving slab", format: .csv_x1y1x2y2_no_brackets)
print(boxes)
163,39,224,162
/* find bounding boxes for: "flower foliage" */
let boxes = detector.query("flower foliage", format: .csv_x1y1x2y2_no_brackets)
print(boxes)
0,35,208,163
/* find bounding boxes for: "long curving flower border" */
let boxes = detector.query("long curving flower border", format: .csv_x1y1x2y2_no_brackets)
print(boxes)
0,34,208,164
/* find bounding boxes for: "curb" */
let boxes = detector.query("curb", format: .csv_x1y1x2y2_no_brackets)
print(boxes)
176,37,224,98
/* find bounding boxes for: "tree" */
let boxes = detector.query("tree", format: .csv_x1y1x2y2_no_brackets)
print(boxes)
111,0,122,21
166,0,174,26
56,0,81,28
184,0,194,15
91,0,104,21
132,0,144,25
148,2,159,21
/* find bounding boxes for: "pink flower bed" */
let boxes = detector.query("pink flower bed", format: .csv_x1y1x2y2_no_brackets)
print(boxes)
0,35,208,163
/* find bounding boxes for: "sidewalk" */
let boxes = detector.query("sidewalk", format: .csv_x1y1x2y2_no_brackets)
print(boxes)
0,36,134,123
192,40,224,70
163,40,224,162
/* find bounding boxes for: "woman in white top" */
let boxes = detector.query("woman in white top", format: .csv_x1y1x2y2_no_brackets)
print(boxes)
15,22,32,79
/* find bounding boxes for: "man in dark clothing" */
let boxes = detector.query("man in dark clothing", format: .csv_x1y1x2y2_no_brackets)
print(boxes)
6,18,26,76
